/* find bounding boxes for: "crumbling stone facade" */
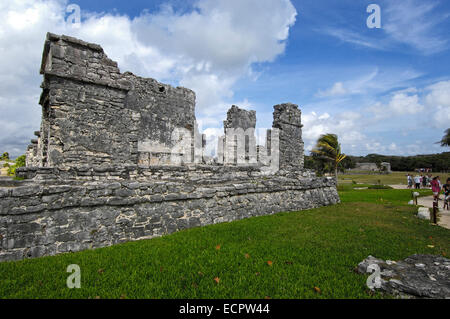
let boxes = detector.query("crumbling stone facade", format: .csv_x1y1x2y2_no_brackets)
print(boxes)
32,33,196,168
0,33,339,262
351,162,391,173
273,103,304,171
218,105,258,165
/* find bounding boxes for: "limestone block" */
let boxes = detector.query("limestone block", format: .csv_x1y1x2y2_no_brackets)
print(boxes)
417,207,430,220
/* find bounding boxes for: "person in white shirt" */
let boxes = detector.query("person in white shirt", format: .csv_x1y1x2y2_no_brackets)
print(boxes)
407,174,413,189
414,175,421,189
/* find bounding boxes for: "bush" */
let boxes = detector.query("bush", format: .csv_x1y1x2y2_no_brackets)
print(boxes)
1,152,9,160
15,155,26,167
7,165,16,176
7,155,26,177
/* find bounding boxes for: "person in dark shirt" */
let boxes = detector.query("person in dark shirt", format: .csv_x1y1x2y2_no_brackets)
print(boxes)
422,175,427,188
443,178,450,210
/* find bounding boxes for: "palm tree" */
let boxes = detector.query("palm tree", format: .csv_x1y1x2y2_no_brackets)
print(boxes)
311,133,346,180
438,128,450,147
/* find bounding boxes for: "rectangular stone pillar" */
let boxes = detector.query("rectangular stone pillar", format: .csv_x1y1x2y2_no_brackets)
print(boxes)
272,103,304,171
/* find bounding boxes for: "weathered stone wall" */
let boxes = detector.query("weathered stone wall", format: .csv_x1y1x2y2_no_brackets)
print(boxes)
124,74,196,166
16,165,266,182
27,33,308,173
41,76,139,167
28,33,196,169
223,105,257,131
0,33,341,262
0,176,338,262
33,33,136,168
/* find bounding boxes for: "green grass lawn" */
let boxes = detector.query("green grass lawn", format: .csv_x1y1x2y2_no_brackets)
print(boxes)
0,188,449,299
339,187,432,204
339,171,450,186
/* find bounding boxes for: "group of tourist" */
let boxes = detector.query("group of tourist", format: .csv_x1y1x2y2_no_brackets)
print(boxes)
406,174,433,189
407,174,450,209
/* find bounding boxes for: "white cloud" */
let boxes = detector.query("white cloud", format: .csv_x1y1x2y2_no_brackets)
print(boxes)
316,82,347,97
0,0,69,157
423,80,450,128
0,0,297,156
133,0,297,72
180,74,236,115
383,0,449,55
388,143,397,151
318,113,330,120
425,80,450,108
304,73,450,156
366,89,424,120
315,67,422,99
302,111,365,154
128,0,297,118
432,106,450,128
388,92,424,115
318,0,449,55
365,142,383,153
318,27,386,51
202,127,223,157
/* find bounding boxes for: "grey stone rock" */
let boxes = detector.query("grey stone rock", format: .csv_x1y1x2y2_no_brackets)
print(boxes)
417,207,431,220
11,186,43,197
357,254,450,299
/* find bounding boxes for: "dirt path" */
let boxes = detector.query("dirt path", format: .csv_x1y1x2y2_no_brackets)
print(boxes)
388,184,450,230
389,184,432,190
390,184,408,190
417,195,450,230
0,167,8,177
0,160,10,177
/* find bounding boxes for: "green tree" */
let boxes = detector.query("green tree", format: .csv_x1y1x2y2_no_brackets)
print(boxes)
311,133,346,180
1,152,9,160
15,154,26,167
341,156,356,170
7,155,26,177
438,128,450,147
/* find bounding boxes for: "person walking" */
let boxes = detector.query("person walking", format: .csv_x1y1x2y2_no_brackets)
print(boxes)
422,174,427,188
431,176,441,201
407,174,413,189
443,178,450,210
414,175,421,189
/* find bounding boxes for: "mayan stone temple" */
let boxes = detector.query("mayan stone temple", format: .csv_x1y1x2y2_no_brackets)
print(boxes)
0,33,339,262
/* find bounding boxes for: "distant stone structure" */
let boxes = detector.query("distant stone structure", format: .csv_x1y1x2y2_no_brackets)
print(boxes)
381,162,391,173
354,163,378,171
0,33,339,262
351,162,391,173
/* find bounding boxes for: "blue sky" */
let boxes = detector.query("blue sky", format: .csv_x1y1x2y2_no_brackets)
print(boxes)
0,0,449,157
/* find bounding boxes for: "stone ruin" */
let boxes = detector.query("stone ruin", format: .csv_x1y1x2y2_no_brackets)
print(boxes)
351,162,391,173
0,33,339,262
